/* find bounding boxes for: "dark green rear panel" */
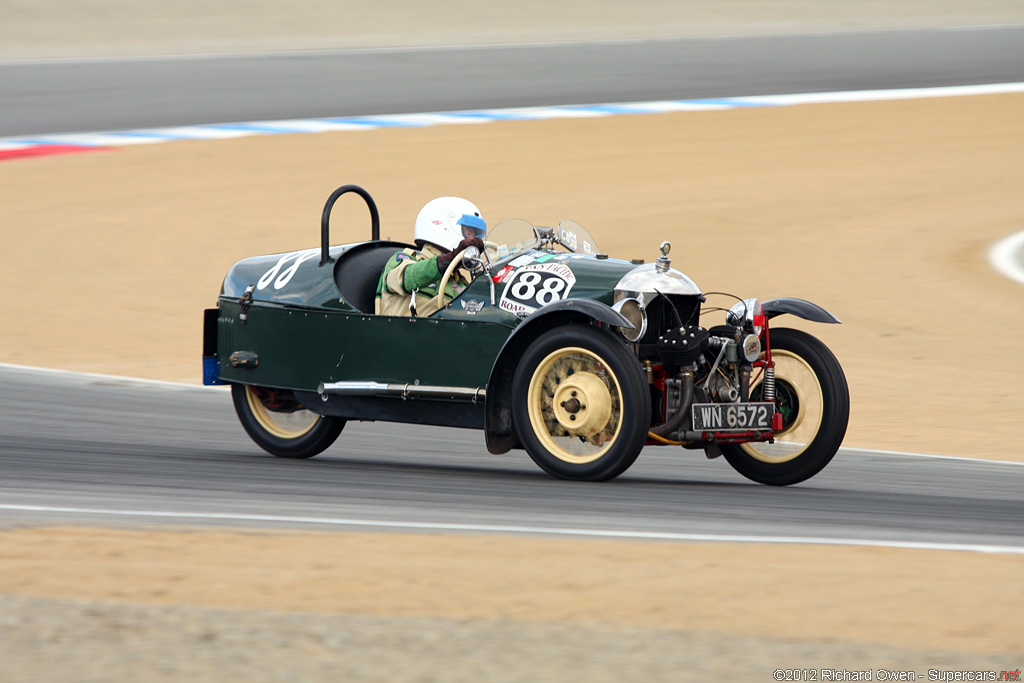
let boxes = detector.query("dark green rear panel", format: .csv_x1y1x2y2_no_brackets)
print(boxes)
217,301,512,391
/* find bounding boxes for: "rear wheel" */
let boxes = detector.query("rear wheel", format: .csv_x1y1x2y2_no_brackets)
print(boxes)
512,325,651,481
231,384,345,458
721,328,848,485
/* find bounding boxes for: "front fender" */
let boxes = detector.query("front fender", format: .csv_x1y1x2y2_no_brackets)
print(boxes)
483,298,633,454
763,297,841,324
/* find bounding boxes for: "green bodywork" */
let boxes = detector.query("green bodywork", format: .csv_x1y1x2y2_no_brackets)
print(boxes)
212,241,638,393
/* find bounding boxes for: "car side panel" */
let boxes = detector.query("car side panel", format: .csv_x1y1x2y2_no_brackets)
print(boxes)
216,300,511,391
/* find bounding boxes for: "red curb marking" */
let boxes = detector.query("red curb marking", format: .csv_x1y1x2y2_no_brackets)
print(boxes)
0,145,114,161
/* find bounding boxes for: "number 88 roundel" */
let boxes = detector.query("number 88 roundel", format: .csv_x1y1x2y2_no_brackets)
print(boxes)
499,264,576,315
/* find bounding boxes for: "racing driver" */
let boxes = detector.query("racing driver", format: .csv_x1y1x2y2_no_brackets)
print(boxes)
375,196,486,316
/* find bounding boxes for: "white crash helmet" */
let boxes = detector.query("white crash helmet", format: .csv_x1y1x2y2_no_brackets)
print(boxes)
414,197,486,251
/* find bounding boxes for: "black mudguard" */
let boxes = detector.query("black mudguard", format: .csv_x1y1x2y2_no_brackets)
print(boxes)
483,298,633,454
763,297,841,324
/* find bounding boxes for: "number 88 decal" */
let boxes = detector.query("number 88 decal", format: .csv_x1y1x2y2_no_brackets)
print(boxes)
510,272,566,305
500,264,576,314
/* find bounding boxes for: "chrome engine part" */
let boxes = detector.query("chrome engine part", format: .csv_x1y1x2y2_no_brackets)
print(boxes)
707,372,740,403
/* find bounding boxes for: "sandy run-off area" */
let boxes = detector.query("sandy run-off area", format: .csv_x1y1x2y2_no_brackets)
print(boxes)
0,527,1021,681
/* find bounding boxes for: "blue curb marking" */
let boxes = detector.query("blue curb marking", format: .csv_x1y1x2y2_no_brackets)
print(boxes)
108,130,197,140
688,98,777,107
3,83,1023,153
325,117,423,127
207,123,301,133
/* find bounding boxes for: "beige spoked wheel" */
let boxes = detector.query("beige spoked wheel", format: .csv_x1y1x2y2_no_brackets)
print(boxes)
512,325,650,481
231,384,345,458
527,347,622,464
739,350,823,464
721,328,849,486
246,386,320,438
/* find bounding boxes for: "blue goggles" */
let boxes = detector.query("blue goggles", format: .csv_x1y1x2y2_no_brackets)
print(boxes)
457,213,487,237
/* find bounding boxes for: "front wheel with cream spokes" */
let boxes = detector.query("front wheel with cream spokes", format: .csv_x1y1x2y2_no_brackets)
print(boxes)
512,325,651,481
231,384,345,458
721,327,849,486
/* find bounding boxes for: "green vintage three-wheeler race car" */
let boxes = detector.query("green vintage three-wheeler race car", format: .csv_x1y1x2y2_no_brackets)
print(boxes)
203,185,849,485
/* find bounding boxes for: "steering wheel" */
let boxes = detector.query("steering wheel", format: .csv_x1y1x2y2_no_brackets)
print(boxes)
484,240,501,261
427,248,468,312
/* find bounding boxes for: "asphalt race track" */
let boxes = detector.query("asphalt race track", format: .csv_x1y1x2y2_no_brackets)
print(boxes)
2,365,1022,549
2,26,1024,137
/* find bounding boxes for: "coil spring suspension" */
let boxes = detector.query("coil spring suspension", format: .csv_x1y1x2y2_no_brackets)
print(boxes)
762,365,776,403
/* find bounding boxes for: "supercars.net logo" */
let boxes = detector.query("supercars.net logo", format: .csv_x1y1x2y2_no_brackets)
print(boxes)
773,669,1021,681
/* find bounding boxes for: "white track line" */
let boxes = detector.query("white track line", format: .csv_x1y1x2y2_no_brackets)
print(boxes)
839,447,1024,467
0,361,221,390
1,504,1022,555
989,230,1024,287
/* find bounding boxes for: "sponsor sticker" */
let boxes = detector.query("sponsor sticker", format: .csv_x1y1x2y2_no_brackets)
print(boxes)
460,298,484,314
558,227,595,255
508,254,535,267
492,265,515,283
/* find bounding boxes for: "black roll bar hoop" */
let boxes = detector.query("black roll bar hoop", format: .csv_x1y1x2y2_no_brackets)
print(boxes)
320,184,380,266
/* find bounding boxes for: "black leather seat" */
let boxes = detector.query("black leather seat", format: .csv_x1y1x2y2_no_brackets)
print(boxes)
333,240,415,313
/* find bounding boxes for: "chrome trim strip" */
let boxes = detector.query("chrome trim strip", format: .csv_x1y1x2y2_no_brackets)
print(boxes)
318,380,486,402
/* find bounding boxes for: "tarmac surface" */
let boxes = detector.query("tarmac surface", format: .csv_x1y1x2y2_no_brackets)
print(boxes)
2,26,1023,137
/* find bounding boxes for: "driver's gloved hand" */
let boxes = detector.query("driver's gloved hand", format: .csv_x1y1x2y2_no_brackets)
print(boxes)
437,237,485,269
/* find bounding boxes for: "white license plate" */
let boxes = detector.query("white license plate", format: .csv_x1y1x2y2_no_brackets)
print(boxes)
692,402,775,431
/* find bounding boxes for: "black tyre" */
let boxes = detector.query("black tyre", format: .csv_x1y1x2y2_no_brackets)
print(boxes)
231,384,345,458
721,327,849,486
512,325,652,481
